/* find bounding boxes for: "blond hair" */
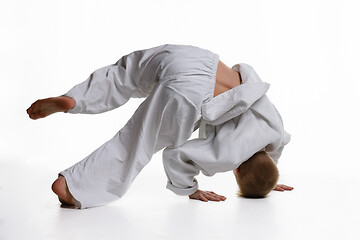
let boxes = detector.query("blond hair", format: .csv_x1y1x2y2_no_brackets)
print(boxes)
234,151,279,198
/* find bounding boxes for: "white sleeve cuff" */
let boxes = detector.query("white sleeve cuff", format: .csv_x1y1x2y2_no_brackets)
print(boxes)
166,179,199,196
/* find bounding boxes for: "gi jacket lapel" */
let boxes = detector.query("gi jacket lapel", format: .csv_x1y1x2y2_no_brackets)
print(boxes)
201,63,270,126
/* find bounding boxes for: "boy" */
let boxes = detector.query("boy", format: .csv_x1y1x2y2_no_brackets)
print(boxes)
27,44,293,209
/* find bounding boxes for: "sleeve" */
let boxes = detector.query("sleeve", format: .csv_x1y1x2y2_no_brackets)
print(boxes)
266,130,291,164
64,44,168,114
162,147,200,196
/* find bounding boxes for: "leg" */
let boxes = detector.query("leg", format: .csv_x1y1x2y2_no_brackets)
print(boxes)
27,44,168,119
58,82,200,209
26,96,75,120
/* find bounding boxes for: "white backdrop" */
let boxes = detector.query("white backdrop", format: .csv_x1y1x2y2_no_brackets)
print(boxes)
1,0,359,185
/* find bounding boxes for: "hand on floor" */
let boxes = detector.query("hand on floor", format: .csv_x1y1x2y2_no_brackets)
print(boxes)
273,184,294,191
189,189,226,202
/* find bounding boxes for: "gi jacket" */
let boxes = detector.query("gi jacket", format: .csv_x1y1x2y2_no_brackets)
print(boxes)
163,63,291,196
201,62,291,160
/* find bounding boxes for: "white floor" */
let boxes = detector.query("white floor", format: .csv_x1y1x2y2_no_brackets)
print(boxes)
1,157,359,240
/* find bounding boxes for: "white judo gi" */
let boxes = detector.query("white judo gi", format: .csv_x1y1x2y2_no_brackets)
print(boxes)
59,44,290,209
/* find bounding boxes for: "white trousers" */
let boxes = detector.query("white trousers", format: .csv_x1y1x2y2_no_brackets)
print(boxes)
59,44,219,208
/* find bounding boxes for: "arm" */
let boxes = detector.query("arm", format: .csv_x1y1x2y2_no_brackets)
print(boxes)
162,147,200,196
162,147,227,202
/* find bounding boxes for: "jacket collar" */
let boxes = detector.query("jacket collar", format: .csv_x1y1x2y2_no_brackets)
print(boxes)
201,63,270,125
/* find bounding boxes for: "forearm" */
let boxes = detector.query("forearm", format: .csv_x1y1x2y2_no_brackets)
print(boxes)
162,147,201,196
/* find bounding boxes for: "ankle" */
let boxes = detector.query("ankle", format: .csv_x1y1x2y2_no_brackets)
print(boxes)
58,96,76,111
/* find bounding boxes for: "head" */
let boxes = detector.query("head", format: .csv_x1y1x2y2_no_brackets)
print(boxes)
233,151,279,198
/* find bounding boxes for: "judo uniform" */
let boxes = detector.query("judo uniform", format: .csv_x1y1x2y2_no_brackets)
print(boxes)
59,44,290,209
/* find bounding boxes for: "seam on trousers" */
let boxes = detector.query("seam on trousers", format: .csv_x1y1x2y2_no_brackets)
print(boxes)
158,80,201,113
156,81,202,150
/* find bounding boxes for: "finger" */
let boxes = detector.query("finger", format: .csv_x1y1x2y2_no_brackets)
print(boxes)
205,191,215,194
204,192,218,198
278,184,294,191
273,186,284,191
200,195,208,202
203,193,220,201
206,191,225,198
207,196,221,202
213,194,226,201
208,193,226,201
210,192,226,201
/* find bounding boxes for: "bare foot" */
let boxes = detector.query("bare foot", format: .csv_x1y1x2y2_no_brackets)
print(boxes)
26,96,75,120
52,176,75,206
